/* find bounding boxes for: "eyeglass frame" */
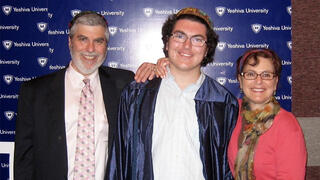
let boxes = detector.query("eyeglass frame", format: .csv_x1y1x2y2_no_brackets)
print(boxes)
240,71,277,80
169,31,207,47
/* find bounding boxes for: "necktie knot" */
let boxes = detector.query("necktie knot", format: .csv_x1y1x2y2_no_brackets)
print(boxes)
83,78,90,85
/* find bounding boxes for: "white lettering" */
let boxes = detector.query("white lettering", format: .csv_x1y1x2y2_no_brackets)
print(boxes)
0,94,19,99
100,10,124,16
281,25,292,30
213,26,233,32
0,59,20,65
227,43,245,49
0,130,15,135
48,30,65,35
246,43,269,49
49,65,65,70
263,26,281,31
32,42,49,47
0,25,20,31
154,9,173,15
226,8,245,13
13,7,30,12
31,7,48,12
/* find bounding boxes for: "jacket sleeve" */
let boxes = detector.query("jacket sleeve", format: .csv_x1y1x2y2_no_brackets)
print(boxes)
14,83,35,180
106,84,132,180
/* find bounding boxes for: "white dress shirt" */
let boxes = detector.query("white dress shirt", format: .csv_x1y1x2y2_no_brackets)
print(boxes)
65,64,108,180
152,69,205,180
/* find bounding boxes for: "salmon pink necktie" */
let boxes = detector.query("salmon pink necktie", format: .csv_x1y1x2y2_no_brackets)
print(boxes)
74,78,95,179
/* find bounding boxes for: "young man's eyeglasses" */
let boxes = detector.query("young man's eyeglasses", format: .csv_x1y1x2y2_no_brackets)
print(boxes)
240,71,276,80
170,32,207,47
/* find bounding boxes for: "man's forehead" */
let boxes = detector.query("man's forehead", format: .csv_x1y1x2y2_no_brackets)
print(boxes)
173,20,207,36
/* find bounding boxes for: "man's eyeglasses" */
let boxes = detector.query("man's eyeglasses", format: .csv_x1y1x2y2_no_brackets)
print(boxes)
170,32,207,47
240,71,276,80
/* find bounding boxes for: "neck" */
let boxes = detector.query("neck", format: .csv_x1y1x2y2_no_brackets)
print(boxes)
169,65,201,90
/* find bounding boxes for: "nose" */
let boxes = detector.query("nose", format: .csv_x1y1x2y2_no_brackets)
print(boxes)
183,38,192,49
86,41,95,52
255,75,263,84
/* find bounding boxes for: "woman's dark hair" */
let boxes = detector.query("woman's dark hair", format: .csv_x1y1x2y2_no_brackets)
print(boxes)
161,14,219,67
236,48,282,79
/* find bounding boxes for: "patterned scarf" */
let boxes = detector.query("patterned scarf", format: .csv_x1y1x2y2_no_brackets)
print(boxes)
234,96,280,180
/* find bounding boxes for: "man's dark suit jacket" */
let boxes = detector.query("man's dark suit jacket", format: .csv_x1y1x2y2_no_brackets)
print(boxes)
14,66,134,180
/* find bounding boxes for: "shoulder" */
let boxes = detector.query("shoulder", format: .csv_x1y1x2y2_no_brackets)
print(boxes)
99,66,134,78
124,78,162,92
196,75,238,105
20,68,66,89
273,108,303,132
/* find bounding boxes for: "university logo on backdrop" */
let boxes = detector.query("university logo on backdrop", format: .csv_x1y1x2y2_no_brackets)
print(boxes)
217,42,226,51
2,5,12,15
251,24,262,34
3,75,14,85
71,9,81,17
216,77,227,85
287,76,292,85
37,22,48,32
108,61,118,68
286,6,291,15
4,111,15,120
2,40,13,50
143,8,153,17
215,6,226,17
37,57,48,67
287,41,292,50
108,26,118,36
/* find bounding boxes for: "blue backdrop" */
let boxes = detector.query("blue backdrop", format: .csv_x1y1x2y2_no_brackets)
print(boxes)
0,0,291,179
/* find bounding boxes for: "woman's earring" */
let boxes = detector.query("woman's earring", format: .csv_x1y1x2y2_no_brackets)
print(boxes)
240,88,243,94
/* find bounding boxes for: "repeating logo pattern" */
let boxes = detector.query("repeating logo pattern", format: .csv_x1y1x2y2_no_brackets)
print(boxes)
287,76,292,85
2,40,13,50
216,77,227,85
108,62,118,68
3,75,14,85
251,24,262,34
215,6,226,16
2,5,12,15
37,57,48,67
4,111,15,120
287,41,292,50
286,6,292,15
217,42,226,51
37,22,48,32
71,9,81,17
108,26,118,36
143,8,153,17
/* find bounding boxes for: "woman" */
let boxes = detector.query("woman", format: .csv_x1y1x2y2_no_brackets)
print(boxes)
228,48,307,180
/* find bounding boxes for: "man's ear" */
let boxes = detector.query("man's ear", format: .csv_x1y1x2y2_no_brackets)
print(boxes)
68,36,72,48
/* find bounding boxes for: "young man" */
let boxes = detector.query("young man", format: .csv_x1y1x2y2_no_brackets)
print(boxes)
14,11,134,179
106,7,238,180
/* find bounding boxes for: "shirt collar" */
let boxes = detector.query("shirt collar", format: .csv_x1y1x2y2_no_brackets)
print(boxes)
164,66,205,93
66,62,99,89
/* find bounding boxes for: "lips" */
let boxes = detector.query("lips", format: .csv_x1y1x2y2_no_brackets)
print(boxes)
81,52,99,61
179,51,192,57
251,88,265,92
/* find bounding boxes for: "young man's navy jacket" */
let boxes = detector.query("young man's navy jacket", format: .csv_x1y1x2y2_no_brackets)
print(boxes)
106,75,238,180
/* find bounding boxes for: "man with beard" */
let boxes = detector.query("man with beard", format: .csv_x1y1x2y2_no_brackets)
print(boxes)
14,11,134,180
